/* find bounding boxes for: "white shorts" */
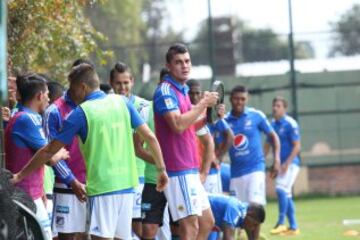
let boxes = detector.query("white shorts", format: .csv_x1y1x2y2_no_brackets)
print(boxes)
230,171,266,205
53,190,87,233
164,172,210,222
133,181,145,219
88,193,134,239
34,198,52,240
276,164,300,197
203,171,223,194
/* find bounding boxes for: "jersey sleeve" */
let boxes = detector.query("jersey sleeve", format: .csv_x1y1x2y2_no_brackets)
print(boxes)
257,111,274,135
43,107,62,141
54,107,87,145
153,84,179,115
12,114,47,150
125,100,145,129
215,119,230,133
196,125,210,137
289,122,301,142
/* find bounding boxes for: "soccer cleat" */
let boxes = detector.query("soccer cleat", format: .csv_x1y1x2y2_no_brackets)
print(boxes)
270,224,288,235
280,228,301,236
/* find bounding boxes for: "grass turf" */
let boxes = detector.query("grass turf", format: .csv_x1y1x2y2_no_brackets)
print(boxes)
258,195,360,240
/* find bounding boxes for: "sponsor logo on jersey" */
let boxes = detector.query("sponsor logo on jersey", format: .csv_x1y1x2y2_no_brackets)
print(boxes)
233,134,249,151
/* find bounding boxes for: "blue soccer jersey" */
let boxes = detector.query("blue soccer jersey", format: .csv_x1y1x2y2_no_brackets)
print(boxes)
208,119,231,145
220,163,231,193
271,115,301,166
209,194,248,229
225,107,274,178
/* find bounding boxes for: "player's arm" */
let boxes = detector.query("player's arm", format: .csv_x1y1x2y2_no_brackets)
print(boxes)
127,100,168,191
263,141,271,158
163,91,218,134
45,108,77,186
258,113,281,178
133,131,155,164
267,131,281,178
198,131,215,182
282,124,301,172
216,123,234,162
11,140,68,184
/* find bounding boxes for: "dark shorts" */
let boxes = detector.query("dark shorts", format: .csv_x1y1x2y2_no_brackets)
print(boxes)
141,183,167,226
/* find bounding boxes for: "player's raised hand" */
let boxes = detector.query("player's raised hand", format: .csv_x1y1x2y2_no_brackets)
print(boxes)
71,179,87,202
202,91,219,107
1,107,11,122
216,104,226,119
156,170,169,192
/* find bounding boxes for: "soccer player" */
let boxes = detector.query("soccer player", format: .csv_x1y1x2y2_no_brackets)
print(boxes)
208,194,265,240
11,64,168,240
136,69,171,240
265,96,301,236
153,43,218,239
43,61,89,240
187,79,228,193
5,73,69,240
224,85,281,236
109,61,152,238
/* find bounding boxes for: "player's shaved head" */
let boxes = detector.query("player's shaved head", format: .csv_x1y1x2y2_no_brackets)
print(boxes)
247,203,266,223
68,63,100,90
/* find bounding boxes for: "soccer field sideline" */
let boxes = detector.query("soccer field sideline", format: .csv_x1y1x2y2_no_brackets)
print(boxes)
254,195,360,240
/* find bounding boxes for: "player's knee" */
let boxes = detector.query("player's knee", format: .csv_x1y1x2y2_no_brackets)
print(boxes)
142,224,158,238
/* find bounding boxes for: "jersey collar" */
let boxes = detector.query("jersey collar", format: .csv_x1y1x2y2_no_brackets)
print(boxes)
163,74,189,95
84,90,106,101
228,107,250,119
127,94,136,104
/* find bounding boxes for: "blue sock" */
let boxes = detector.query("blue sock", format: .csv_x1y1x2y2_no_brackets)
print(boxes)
208,231,218,240
287,197,298,230
276,188,288,225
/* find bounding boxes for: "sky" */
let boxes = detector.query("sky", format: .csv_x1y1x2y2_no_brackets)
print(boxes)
166,0,360,58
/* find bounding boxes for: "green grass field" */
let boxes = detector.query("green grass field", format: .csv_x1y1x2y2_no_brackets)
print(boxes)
258,195,360,240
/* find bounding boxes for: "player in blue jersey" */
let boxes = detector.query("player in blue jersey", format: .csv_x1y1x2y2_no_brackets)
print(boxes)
208,194,265,240
265,96,301,236
224,85,281,237
187,79,233,194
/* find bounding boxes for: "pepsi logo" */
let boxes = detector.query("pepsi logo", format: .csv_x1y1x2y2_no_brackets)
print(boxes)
233,134,249,151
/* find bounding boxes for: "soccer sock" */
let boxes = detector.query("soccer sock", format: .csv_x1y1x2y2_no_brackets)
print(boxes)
208,231,219,240
287,197,298,230
276,188,288,225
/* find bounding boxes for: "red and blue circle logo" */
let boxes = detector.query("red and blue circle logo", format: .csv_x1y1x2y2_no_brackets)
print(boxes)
233,134,249,151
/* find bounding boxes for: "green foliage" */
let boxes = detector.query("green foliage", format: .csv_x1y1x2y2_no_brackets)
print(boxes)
329,4,360,57
7,0,110,84
191,19,313,65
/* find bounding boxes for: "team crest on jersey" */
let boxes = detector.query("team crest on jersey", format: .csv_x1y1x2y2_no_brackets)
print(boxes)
233,134,249,151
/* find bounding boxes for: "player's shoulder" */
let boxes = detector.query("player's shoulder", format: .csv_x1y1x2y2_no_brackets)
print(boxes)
14,111,41,128
247,107,267,119
44,103,60,118
284,115,299,128
155,82,176,97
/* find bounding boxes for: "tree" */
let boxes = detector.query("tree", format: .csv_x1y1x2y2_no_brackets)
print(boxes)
7,0,109,83
329,4,360,57
84,0,145,80
191,18,313,65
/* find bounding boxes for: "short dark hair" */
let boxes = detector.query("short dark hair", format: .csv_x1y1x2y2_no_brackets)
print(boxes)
166,43,188,63
230,85,248,97
47,81,65,103
110,62,132,82
247,203,266,223
186,79,200,89
273,96,288,108
16,73,47,104
100,83,112,94
68,64,99,89
72,58,95,68
159,68,169,83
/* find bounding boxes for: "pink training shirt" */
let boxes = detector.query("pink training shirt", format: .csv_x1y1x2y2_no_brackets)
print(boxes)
154,78,199,172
